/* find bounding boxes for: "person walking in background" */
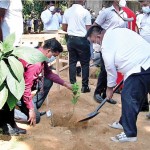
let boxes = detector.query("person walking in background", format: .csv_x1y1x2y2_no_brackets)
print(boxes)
93,0,127,104
26,16,33,34
41,1,62,31
0,0,26,135
62,0,91,93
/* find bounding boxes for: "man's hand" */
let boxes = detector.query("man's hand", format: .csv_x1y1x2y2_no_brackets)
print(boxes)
63,81,72,90
106,87,114,100
28,109,36,126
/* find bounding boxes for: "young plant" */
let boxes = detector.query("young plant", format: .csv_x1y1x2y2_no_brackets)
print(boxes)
71,83,80,113
0,33,48,110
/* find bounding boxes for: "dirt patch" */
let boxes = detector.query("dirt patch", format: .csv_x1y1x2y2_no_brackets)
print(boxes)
0,81,150,150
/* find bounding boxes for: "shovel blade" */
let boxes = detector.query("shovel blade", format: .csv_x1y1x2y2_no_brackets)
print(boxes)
78,111,100,122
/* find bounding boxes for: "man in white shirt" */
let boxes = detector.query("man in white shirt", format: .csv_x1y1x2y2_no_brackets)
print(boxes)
62,0,92,93
0,0,23,45
41,1,61,31
139,0,150,118
139,0,150,43
0,0,26,135
87,25,150,142
93,0,127,104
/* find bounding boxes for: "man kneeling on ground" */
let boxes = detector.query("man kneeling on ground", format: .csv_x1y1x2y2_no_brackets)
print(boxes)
87,26,150,142
17,38,72,127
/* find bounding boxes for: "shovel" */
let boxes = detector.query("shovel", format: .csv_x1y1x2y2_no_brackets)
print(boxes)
78,80,123,122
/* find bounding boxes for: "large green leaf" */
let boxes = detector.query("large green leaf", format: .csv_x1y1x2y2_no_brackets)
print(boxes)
12,46,48,64
0,60,9,86
2,33,15,53
7,91,18,111
6,72,25,100
8,56,24,82
0,84,8,109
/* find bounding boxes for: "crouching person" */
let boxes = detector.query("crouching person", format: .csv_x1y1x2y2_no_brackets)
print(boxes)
17,38,72,126
87,26,150,142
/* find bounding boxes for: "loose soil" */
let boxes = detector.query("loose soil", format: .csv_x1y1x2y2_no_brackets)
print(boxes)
0,77,150,150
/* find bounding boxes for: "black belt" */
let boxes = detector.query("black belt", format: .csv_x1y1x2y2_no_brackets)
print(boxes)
68,35,86,39
132,67,150,76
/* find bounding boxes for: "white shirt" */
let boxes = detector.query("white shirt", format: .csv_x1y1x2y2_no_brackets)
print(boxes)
136,13,144,29
63,4,91,37
0,0,23,46
95,5,127,30
102,28,150,87
140,14,150,43
41,9,61,30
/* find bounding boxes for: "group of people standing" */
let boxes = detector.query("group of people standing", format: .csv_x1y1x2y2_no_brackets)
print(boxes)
63,0,150,143
0,0,150,144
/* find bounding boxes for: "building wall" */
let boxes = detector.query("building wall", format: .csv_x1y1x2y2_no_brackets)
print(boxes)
86,0,140,15
86,0,103,15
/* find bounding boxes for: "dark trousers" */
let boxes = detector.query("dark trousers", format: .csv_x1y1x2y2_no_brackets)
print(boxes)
119,68,150,137
0,104,15,127
94,52,107,97
67,36,91,87
18,77,53,123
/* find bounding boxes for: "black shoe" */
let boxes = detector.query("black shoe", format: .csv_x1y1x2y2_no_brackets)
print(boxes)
13,127,26,134
13,125,26,134
2,124,19,136
40,111,46,116
81,86,91,93
107,99,117,105
94,94,104,103
94,94,117,104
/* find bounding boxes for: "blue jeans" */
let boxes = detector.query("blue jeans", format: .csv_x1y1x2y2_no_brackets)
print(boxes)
119,68,150,137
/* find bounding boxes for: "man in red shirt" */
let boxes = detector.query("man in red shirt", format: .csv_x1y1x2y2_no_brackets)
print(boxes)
0,38,72,135
18,38,72,126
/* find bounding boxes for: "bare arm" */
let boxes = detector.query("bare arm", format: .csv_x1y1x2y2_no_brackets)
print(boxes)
62,24,68,32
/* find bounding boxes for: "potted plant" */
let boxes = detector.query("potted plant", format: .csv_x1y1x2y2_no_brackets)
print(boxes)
0,33,47,110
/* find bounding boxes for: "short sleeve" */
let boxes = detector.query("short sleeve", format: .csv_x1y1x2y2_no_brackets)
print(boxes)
62,10,68,24
95,10,106,26
85,11,92,25
41,10,52,24
0,0,10,9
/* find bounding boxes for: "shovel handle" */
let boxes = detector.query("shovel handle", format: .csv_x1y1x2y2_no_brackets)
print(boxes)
95,80,123,112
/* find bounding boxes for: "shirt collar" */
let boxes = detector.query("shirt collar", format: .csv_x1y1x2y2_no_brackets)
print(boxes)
110,5,116,11
72,4,83,8
110,5,124,14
